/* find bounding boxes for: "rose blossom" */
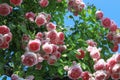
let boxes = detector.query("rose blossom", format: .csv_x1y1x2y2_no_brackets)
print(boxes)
21,52,37,67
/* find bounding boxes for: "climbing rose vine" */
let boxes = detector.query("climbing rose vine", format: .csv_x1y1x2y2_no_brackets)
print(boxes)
0,0,120,80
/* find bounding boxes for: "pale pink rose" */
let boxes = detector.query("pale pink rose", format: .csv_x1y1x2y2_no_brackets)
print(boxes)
9,6,13,13
40,12,51,22
95,10,103,20
26,75,34,80
21,52,37,67
35,13,47,27
114,53,120,63
0,41,9,49
25,12,36,22
74,0,82,5
101,17,111,28
89,76,95,80
75,48,85,59
46,22,56,31
22,34,30,42
90,47,101,61
47,55,57,65
36,53,44,63
86,46,93,52
41,38,50,45
79,2,86,9
111,73,120,80
10,0,23,6
28,39,41,52
42,43,53,54
35,64,42,70
81,71,90,80
0,25,10,35
57,32,64,41
46,30,58,44
46,14,51,22
109,21,117,32
51,44,58,53
57,40,64,45
68,64,82,79
68,0,85,14
94,70,107,80
43,54,49,60
53,51,61,59
68,0,74,7
35,32,43,40
58,45,67,53
106,57,117,70
111,44,119,52
39,0,49,7
0,3,11,16
3,32,12,43
86,39,97,47
11,74,19,80
111,64,120,73
94,59,106,71
113,34,120,44
106,32,114,40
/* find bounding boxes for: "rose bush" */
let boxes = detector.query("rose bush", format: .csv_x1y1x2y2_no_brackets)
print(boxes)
0,0,120,80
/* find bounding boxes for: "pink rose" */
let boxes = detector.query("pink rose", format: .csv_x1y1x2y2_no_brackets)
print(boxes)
10,0,23,6
95,10,103,20
39,0,49,7
101,17,111,28
21,52,37,67
0,3,12,16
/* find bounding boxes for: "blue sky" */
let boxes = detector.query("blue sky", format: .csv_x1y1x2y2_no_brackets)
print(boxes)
1,0,120,80
84,0,120,27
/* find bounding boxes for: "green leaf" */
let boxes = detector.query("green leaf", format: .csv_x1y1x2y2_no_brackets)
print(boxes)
81,63,87,70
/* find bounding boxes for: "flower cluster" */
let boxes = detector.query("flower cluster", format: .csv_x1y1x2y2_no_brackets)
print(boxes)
89,53,120,80
0,25,12,49
0,0,23,16
68,0,86,16
65,40,120,80
87,40,120,80
86,39,101,62
96,10,119,52
106,31,120,52
96,10,118,32
106,53,120,79
25,12,51,27
21,12,66,68
64,61,94,80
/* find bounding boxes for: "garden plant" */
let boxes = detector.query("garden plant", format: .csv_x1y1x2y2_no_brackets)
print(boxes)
0,0,120,80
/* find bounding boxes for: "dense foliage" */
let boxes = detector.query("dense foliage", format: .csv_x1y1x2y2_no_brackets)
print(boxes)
0,0,120,80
